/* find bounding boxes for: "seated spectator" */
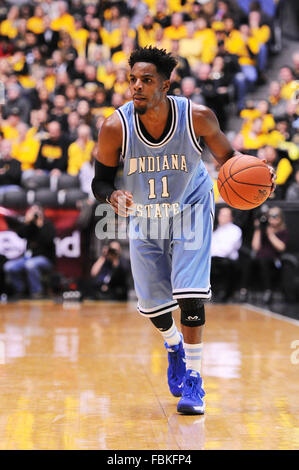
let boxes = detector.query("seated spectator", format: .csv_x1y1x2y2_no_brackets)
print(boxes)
37,15,60,56
89,241,129,300
237,117,268,151
34,120,69,175
3,84,31,124
164,12,187,41
180,76,204,104
248,9,271,81
49,94,68,132
285,166,299,201
194,15,217,64
0,139,22,194
240,206,289,304
268,80,287,120
257,145,293,196
4,205,56,299
137,13,162,48
211,207,242,301
178,21,203,67
11,122,40,171
292,51,299,80
224,17,259,111
67,124,95,176
279,66,299,101
67,111,80,142
1,107,21,141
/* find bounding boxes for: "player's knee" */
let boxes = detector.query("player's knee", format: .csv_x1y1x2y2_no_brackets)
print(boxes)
177,298,205,327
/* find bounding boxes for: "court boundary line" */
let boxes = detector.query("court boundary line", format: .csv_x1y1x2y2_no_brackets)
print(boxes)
243,303,299,326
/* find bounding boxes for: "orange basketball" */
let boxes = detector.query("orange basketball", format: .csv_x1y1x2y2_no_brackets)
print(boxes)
217,155,272,210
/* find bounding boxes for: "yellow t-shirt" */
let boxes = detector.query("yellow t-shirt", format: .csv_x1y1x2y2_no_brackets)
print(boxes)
26,17,45,34
111,50,129,66
250,25,271,45
101,27,135,49
275,158,293,185
12,137,40,170
179,37,203,66
2,124,19,141
71,28,89,57
164,25,187,40
51,14,75,34
243,132,268,149
67,140,95,176
97,66,116,90
225,30,259,65
280,80,299,100
194,28,217,64
0,20,18,38
137,23,161,48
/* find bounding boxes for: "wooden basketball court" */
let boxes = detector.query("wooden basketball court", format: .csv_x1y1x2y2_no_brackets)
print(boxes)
0,300,298,450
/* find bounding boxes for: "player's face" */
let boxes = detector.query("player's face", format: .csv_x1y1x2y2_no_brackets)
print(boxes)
129,62,168,115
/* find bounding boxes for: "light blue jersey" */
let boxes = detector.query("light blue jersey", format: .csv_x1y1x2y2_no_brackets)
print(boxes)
117,96,213,218
116,96,215,317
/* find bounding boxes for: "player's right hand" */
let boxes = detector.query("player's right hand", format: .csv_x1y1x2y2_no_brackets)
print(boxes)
109,190,134,217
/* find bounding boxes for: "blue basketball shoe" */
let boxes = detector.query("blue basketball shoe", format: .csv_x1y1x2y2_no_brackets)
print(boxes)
164,334,186,397
177,370,205,414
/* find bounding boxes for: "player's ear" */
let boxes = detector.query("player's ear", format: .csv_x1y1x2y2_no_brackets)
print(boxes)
162,79,170,93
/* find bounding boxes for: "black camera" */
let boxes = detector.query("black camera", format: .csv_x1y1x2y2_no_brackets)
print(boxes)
107,247,118,257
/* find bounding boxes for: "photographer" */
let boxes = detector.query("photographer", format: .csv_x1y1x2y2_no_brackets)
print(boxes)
89,241,129,301
4,205,56,299
241,206,289,303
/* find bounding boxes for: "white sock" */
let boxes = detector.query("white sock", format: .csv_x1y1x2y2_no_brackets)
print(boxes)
161,320,181,346
184,342,203,374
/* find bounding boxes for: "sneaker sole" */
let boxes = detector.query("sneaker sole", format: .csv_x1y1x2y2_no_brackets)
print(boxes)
177,404,205,415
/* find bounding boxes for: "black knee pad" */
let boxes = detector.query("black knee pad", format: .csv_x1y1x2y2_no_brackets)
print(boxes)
177,298,205,327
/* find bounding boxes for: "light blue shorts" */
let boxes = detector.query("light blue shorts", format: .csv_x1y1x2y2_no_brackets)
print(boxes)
129,189,215,318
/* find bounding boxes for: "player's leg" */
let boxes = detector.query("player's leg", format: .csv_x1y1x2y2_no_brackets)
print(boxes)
129,233,185,396
150,312,186,397
171,189,214,414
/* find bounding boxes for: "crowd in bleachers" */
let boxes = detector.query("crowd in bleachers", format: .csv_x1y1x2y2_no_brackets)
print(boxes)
0,0,298,303
0,0,292,204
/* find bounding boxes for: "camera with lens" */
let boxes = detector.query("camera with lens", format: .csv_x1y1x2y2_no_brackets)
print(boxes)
107,247,118,257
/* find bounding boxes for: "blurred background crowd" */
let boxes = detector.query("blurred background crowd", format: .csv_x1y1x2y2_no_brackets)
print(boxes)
0,0,298,311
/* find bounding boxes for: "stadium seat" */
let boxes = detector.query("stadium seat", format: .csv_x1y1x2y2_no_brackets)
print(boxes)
34,189,59,208
22,172,50,190
2,189,27,209
58,189,88,208
57,174,80,190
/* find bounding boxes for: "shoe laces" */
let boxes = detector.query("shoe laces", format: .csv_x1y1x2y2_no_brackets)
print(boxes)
183,376,204,399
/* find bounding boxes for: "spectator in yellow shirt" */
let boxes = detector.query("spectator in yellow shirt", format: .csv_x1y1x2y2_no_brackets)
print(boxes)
27,5,45,35
11,123,40,171
179,21,203,67
1,109,21,141
194,15,217,64
67,125,95,176
51,1,75,34
237,117,268,150
225,17,259,111
279,66,299,101
0,5,19,39
137,13,161,48
71,16,89,57
249,10,271,81
164,12,187,40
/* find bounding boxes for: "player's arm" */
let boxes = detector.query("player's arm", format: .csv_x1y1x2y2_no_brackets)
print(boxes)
192,104,239,165
192,104,276,190
92,112,134,217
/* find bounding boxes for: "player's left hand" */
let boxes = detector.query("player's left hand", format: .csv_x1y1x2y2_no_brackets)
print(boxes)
262,159,276,193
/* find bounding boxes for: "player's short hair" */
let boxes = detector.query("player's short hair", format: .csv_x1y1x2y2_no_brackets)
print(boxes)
128,46,177,80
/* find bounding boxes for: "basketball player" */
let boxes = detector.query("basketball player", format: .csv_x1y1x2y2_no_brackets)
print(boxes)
92,47,275,415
